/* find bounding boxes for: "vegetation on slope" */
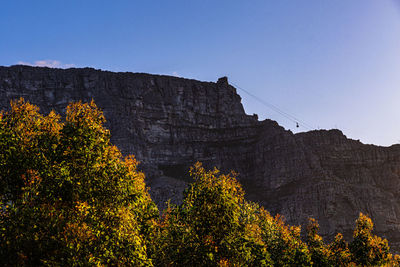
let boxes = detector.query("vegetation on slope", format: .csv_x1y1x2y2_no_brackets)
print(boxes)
0,99,398,266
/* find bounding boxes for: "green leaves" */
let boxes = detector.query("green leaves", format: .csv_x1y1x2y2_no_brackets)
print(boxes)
349,212,391,266
152,163,274,266
152,164,398,267
0,99,398,266
0,98,157,266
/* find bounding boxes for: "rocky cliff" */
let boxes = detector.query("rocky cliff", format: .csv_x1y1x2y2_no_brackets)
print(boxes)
1,65,400,250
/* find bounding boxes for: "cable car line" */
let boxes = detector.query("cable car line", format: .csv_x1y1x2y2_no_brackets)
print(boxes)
231,82,315,131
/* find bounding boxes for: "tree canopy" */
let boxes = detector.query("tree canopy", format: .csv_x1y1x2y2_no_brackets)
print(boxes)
0,98,158,266
0,98,398,266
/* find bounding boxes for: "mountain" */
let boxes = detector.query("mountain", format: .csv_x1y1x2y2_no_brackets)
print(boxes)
1,65,400,250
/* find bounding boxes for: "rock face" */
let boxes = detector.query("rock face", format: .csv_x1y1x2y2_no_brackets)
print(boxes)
2,65,400,250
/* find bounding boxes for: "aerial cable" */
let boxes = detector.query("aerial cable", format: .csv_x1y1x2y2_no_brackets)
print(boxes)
231,82,315,131
231,82,314,130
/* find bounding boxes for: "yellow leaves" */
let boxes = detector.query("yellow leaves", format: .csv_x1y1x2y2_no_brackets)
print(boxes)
10,98,40,117
349,213,393,265
1,98,156,266
65,100,106,130
393,254,400,266
125,155,140,173
123,155,148,194
75,201,90,216
188,162,245,204
42,110,63,134
289,225,301,239
117,206,141,242
245,221,260,233
2,98,62,155
354,212,374,235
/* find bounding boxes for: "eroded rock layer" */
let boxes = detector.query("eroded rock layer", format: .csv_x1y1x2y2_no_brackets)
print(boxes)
1,65,400,250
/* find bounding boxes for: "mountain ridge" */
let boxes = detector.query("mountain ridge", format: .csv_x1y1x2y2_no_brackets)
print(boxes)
1,65,400,251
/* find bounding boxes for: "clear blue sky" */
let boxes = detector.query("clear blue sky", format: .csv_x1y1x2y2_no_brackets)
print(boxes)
1,1,400,146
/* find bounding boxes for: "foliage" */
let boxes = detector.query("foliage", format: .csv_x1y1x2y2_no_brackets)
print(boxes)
151,164,398,267
306,218,353,267
258,208,311,266
0,98,158,266
0,99,399,266
306,218,331,266
328,233,352,266
349,212,392,266
153,162,273,266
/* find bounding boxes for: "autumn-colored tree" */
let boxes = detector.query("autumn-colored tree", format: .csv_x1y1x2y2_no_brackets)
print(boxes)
259,210,311,266
153,162,273,266
306,218,332,266
349,212,391,266
0,98,158,266
1,98,400,266
327,233,352,266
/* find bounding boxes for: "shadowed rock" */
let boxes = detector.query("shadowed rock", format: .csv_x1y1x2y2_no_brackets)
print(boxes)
1,65,400,251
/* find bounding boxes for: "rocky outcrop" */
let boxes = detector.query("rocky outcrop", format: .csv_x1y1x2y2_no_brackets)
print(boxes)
1,65,400,251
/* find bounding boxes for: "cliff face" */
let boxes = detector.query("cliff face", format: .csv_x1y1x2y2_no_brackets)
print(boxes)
1,65,400,250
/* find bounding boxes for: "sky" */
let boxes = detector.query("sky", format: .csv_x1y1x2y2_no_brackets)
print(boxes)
1,1,400,146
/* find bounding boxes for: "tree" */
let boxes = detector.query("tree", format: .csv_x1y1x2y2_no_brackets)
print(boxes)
153,162,273,266
328,233,352,266
1,98,399,266
306,218,353,266
0,98,158,266
349,212,391,266
259,210,311,266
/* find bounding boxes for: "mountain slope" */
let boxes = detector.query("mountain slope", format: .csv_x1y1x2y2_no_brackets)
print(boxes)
1,65,400,250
